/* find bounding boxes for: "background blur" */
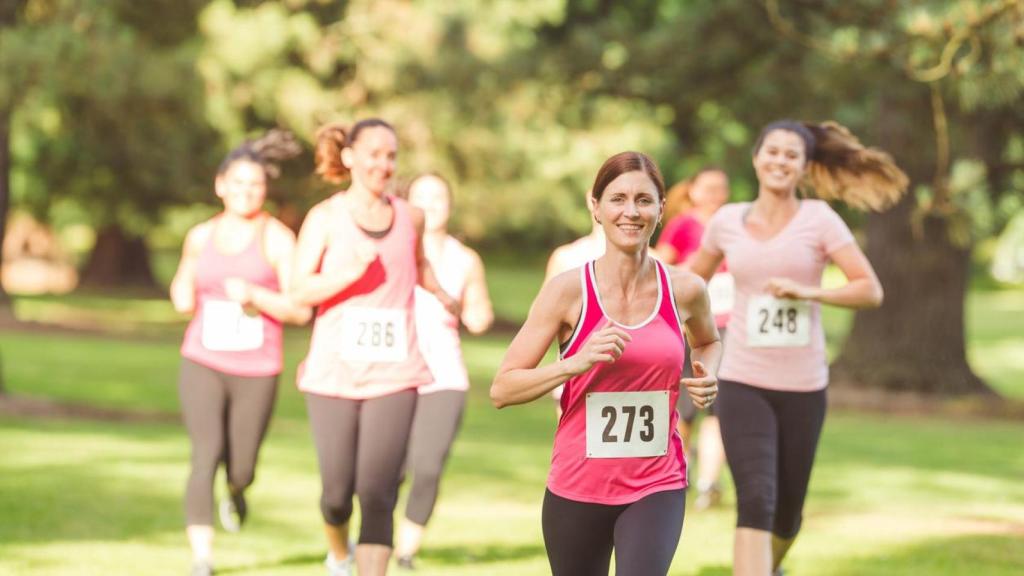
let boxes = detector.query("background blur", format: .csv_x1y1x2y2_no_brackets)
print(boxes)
1,1,1022,575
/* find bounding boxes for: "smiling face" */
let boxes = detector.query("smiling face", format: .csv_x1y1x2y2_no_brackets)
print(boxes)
215,160,267,218
341,126,398,194
408,175,451,233
592,170,663,251
753,129,807,195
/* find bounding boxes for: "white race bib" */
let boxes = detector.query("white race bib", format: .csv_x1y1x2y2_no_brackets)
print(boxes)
585,391,670,459
707,272,735,316
339,307,408,363
746,296,811,347
201,300,264,352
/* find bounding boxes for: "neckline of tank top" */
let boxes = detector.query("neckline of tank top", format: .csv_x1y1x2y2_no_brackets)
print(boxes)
208,213,267,257
589,258,664,330
740,199,806,244
341,193,396,239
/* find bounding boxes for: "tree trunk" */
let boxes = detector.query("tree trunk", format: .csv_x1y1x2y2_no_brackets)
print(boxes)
78,224,158,289
831,193,993,396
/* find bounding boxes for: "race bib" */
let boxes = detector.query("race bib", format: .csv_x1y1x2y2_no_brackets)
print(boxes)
339,307,408,363
707,272,735,316
201,300,264,352
746,295,810,347
585,391,670,459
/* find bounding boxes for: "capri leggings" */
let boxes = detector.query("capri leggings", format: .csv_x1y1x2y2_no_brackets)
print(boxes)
716,379,826,539
178,358,278,526
542,488,686,576
306,388,418,547
403,390,466,525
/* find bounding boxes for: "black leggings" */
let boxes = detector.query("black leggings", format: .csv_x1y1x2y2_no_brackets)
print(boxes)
542,488,686,576
403,390,466,526
717,379,826,539
306,389,418,547
178,358,278,526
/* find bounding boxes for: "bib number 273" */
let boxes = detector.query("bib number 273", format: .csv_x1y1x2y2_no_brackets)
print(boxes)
586,391,669,459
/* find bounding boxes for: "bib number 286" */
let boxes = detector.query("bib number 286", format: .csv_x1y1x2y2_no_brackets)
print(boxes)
586,391,669,459
340,307,408,363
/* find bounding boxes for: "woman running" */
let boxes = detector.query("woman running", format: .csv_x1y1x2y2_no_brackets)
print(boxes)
491,151,722,576
688,120,907,576
291,119,457,576
170,130,308,576
395,173,494,569
656,167,733,510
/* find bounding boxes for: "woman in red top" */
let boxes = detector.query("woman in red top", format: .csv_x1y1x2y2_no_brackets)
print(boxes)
291,119,456,576
491,152,722,576
170,130,310,576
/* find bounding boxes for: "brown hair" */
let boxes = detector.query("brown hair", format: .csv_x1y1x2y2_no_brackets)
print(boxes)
591,151,666,202
754,120,909,211
217,129,301,179
314,118,395,184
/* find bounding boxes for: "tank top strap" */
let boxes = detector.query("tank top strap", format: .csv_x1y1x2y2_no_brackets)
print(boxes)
655,259,686,345
560,260,606,359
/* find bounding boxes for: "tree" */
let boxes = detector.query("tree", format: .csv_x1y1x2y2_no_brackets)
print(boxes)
1,0,216,289
0,0,27,320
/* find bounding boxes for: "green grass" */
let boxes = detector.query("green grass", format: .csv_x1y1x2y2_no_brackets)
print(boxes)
1,263,1023,574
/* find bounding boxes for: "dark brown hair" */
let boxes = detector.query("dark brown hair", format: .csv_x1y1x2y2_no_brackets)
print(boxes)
754,120,909,211
591,151,666,202
217,129,301,179
314,118,395,184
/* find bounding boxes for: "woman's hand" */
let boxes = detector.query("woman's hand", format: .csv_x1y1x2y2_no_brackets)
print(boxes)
567,321,632,376
680,360,718,409
766,277,820,301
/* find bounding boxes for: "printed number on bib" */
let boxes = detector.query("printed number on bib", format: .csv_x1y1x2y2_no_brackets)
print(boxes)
586,391,670,458
202,300,264,352
746,296,810,347
707,273,735,316
339,307,408,363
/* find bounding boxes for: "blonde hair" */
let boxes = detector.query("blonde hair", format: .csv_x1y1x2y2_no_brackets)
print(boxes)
755,120,909,211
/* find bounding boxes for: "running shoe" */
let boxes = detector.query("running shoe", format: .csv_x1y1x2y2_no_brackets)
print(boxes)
396,554,416,570
190,560,214,576
325,552,354,576
218,492,247,533
693,483,722,511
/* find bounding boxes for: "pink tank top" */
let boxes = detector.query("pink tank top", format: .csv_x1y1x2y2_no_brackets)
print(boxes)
662,213,732,328
298,194,431,399
180,217,283,377
415,236,473,395
547,259,688,505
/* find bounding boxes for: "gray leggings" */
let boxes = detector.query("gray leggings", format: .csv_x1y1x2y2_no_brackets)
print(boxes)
178,358,278,526
306,389,418,547
403,390,466,525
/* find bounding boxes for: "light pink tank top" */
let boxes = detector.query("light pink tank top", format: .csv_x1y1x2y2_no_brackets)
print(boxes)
547,259,688,505
181,217,283,377
701,200,855,392
298,194,431,399
415,236,473,395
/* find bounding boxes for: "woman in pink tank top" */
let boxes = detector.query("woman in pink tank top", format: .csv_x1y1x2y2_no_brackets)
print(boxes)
491,152,723,576
290,119,458,576
170,131,309,576
688,120,907,576
394,172,494,569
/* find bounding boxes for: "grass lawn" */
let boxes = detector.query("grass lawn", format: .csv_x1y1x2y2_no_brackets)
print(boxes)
1,264,1022,575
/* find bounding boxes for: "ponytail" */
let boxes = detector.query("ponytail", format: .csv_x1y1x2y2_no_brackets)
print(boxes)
754,120,909,211
217,128,301,179
804,122,908,211
314,118,396,185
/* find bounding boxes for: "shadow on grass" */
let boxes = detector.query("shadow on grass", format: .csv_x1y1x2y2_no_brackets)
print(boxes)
214,543,546,574
824,532,1024,576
